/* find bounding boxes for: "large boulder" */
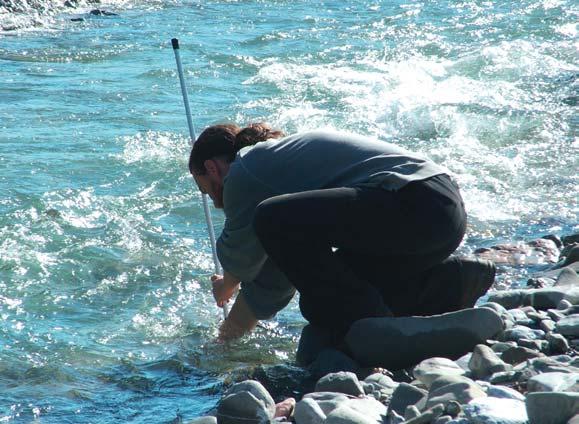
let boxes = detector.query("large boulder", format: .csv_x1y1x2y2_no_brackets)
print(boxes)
526,392,579,424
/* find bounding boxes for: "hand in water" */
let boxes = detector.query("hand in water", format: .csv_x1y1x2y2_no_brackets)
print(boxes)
211,274,238,307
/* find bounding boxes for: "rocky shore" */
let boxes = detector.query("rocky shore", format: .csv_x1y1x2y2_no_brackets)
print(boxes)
190,233,579,424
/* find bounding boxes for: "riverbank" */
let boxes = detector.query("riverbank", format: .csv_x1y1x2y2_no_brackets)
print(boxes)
192,233,579,424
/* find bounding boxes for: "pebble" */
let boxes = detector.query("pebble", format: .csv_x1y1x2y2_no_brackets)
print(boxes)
540,319,557,332
501,346,544,365
426,376,487,408
404,403,445,424
315,371,364,397
294,398,326,424
388,383,427,416
526,392,579,424
502,326,545,342
468,344,511,379
363,373,398,395
547,332,570,354
556,314,579,337
463,397,528,424
489,341,517,353
324,405,375,424
414,357,466,388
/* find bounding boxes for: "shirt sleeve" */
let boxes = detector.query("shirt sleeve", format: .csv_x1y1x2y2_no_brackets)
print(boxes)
240,258,296,320
216,159,276,283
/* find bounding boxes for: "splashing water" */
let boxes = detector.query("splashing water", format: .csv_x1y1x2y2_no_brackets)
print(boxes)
0,0,577,421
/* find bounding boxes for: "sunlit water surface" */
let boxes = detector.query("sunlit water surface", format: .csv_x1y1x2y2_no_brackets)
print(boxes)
0,0,577,421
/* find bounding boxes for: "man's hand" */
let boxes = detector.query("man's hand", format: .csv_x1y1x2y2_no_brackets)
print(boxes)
211,272,240,307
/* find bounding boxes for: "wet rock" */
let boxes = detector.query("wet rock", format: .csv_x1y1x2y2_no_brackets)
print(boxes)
89,9,118,16
487,290,527,309
559,299,574,310
387,383,427,416
468,344,511,379
294,398,325,424
463,397,528,424
345,308,503,369
526,392,579,424
518,338,548,352
426,375,486,408
508,308,534,326
444,400,461,417
474,239,559,265
527,371,579,392
70,17,84,22
557,314,579,337
296,324,333,366
308,348,359,378
549,309,566,321
315,371,364,397
433,416,452,424
414,357,467,388
562,234,579,246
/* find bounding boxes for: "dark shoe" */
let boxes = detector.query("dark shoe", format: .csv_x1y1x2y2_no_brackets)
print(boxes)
458,257,496,308
345,307,504,369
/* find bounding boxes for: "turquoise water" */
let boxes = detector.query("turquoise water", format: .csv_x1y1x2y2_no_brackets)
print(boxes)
0,0,577,421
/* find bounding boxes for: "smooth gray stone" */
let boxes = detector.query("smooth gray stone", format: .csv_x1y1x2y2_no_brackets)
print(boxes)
315,371,364,397
549,309,566,321
527,287,579,310
526,356,579,374
187,417,217,424
569,413,579,424
403,404,444,424
547,332,570,354
344,397,387,422
526,392,579,424
508,308,534,326
405,405,421,420
414,357,467,388
540,319,557,332
557,314,579,337
297,324,333,366
444,400,461,417
485,384,526,401
502,326,545,342
490,341,517,353
294,398,326,424
479,302,509,315
324,405,375,424
217,391,272,424
454,352,472,371
303,392,350,416
363,373,398,395
556,267,579,287
489,370,523,384
463,397,528,424
469,344,511,379
434,416,453,424
562,234,579,245
345,308,504,369
308,348,359,378
527,372,579,392
518,338,548,352
426,376,486,408
387,383,427,416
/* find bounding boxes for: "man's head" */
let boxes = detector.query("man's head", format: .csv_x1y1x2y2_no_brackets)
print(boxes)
188,123,283,208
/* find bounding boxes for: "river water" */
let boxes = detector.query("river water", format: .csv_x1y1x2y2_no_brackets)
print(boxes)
0,0,577,422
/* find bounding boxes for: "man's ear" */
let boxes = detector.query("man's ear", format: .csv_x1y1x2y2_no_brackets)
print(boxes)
204,159,218,177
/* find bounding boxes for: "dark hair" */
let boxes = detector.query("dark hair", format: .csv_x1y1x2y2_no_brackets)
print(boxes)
188,123,283,174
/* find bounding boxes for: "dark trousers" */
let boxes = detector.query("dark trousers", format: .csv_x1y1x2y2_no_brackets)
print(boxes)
253,174,467,333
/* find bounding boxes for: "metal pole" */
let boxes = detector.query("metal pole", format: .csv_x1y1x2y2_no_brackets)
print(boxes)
171,38,229,318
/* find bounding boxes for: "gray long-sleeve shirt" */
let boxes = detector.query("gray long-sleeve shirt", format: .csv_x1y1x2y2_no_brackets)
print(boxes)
217,130,448,319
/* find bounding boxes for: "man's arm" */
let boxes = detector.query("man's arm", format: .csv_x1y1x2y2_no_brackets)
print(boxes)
218,292,258,341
